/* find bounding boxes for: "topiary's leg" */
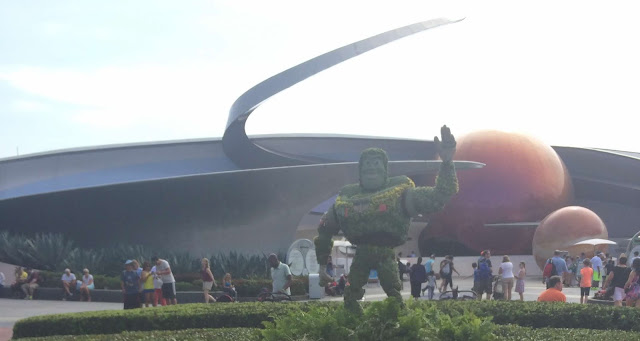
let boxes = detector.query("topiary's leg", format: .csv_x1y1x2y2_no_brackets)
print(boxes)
344,252,369,315
377,248,403,305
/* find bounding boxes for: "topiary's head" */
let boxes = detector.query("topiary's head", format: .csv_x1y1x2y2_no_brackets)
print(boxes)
359,148,388,191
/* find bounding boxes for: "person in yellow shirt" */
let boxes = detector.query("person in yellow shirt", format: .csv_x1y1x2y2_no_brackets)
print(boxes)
538,276,566,302
580,259,593,304
140,262,156,307
11,267,28,298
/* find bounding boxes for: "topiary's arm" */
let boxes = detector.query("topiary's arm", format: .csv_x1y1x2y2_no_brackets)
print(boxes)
403,161,458,217
314,205,340,265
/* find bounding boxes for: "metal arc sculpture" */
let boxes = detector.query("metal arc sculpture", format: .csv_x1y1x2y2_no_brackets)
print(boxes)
223,18,465,169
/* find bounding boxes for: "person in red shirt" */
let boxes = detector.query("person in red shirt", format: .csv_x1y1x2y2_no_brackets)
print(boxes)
538,276,566,302
580,259,593,304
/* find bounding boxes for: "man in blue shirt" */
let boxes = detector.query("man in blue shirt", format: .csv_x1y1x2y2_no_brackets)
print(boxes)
551,250,569,280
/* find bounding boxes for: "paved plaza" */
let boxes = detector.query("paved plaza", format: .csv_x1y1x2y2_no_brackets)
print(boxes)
0,275,588,340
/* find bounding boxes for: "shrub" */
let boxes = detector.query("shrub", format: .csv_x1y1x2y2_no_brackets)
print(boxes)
18,328,260,340
14,300,640,339
262,299,495,341
493,325,640,340
13,302,303,339
175,282,199,291
431,300,640,331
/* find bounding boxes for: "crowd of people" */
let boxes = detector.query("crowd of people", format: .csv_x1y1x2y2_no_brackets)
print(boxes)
4,249,640,308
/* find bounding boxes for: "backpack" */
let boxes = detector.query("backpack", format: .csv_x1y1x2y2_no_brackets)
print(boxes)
477,258,492,279
543,259,557,278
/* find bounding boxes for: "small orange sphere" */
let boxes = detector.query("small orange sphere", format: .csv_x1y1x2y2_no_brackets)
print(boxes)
532,206,608,270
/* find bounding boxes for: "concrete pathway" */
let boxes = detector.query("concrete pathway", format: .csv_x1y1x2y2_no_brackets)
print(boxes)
0,299,122,340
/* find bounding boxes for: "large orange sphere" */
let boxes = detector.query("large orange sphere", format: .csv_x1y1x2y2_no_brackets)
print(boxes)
424,130,573,255
532,206,608,270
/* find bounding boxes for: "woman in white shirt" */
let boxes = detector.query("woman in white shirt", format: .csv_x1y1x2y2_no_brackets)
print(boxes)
498,255,515,300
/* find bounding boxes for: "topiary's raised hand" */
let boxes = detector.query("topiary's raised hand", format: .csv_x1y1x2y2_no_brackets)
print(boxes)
435,125,457,163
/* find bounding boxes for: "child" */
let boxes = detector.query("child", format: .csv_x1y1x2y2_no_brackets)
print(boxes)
222,273,237,300
580,258,593,304
423,271,437,300
514,262,526,301
140,262,155,307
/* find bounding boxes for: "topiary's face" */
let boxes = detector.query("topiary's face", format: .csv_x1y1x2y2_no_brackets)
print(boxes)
360,154,387,191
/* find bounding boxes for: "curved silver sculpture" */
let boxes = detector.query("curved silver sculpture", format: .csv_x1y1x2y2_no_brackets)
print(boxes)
223,18,464,168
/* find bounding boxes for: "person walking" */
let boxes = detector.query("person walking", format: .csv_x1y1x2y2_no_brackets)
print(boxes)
476,250,493,300
439,255,459,292
514,262,526,301
624,258,640,308
550,251,569,289
604,255,630,307
201,258,217,303
409,257,427,301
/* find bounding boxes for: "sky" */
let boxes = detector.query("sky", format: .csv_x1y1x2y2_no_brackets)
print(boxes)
1,0,640,159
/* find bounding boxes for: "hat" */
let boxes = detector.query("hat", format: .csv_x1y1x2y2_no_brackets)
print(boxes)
64,268,70,272
125,260,133,265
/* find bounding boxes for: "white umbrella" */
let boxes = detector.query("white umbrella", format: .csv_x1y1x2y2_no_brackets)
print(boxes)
573,239,617,246
573,238,617,255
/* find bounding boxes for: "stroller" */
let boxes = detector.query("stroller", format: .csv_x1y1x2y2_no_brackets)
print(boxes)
492,275,505,300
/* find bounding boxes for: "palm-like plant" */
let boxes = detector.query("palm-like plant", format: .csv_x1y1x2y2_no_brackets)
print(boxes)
16,233,78,271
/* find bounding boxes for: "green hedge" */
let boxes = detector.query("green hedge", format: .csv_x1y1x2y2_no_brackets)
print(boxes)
19,328,260,341
15,300,640,339
431,300,640,331
37,271,308,295
493,325,640,340
18,325,640,341
12,302,304,339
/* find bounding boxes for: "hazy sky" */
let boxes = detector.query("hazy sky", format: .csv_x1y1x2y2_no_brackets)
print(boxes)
1,1,639,159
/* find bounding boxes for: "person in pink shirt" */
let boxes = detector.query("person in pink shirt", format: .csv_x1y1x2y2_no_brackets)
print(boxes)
580,259,593,304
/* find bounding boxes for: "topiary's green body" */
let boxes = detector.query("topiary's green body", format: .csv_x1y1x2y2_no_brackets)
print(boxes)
315,147,458,314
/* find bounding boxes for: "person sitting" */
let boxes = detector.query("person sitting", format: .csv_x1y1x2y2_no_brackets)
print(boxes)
336,274,347,296
537,275,566,302
222,273,237,300
77,268,95,302
61,268,77,300
21,268,40,300
326,256,335,278
11,267,28,298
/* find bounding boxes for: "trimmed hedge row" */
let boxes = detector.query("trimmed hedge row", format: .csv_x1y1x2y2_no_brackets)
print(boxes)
14,300,640,339
19,328,260,341
431,300,640,331
493,325,640,340
37,271,308,295
13,303,303,339
18,325,640,341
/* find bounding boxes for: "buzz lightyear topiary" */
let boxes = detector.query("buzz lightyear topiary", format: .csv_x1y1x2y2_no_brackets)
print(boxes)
315,125,459,314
